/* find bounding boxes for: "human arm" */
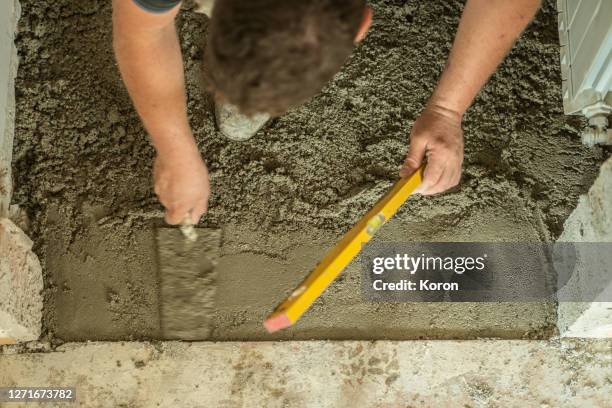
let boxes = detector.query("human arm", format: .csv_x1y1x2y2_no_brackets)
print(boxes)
112,0,209,224
400,0,542,194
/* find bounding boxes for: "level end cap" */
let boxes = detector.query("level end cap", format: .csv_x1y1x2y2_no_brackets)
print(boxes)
263,313,293,333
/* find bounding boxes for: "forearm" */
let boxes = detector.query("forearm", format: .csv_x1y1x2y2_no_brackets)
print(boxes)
429,0,541,116
112,1,197,157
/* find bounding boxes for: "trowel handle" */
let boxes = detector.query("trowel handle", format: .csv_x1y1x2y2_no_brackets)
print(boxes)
180,212,198,242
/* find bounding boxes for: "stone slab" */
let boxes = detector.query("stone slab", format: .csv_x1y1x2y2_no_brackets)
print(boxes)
0,339,610,407
0,218,43,343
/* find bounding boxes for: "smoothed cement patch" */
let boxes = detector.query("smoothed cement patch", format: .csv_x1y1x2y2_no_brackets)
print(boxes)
43,201,555,341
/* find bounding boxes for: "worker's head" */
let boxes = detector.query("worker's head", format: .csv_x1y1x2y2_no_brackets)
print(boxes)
203,0,372,117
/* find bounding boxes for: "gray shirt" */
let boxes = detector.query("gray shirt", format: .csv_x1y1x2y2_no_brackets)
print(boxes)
133,0,181,13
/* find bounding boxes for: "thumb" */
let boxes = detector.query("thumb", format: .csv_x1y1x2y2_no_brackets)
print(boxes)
400,136,427,177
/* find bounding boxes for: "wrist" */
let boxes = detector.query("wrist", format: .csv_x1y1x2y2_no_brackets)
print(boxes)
153,131,201,161
426,82,471,120
158,145,202,163
425,96,465,123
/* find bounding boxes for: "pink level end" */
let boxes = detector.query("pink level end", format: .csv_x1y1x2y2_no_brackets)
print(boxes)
264,313,293,333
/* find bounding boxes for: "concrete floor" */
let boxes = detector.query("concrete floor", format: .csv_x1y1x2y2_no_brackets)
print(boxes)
1,339,610,407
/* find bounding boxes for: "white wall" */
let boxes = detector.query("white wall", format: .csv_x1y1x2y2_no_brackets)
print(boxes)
0,0,20,217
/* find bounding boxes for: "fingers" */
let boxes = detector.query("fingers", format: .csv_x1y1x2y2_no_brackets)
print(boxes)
153,153,211,225
418,153,462,195
447,167,461,189
400,135,428,178
164,203,192,225
401,143,461,195
418,159,445,194
191,199,208,224
403,107,464,195
163,199,209,225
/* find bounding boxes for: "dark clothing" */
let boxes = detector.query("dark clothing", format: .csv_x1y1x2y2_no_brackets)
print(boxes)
133,0,181,13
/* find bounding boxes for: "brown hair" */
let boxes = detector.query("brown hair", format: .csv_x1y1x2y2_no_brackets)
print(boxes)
204,0,367,116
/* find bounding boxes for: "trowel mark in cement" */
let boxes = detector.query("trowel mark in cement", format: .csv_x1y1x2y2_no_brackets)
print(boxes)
156,228,221,340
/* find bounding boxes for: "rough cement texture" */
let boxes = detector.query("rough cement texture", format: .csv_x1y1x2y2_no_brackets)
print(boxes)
0,0,20,217
1,339,611,407
11,0,608,341
0,218,43,344
558,157,612,338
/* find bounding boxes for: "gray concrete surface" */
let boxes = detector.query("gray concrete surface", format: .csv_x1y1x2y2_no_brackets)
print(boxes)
558,157,612,338
1,339,610,407
0,0,19,217
0,218,43,344
12,0,604,342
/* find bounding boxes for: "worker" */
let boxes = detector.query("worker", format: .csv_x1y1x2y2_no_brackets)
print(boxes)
112,0,542,225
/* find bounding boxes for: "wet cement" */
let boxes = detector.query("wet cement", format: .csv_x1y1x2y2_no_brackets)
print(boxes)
12,0,606,341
